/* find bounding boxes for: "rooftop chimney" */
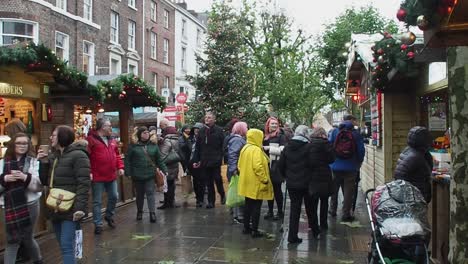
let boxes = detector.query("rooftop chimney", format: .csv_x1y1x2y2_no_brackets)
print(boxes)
175,0,187,10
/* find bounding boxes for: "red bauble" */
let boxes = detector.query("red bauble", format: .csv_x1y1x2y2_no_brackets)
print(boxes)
407,51,415,59
384,32,392,39
396,8,407,21
377,48,384,55
401,44,408,50
373,58,377,63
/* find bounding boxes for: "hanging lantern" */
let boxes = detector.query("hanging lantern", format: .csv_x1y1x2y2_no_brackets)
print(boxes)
400,31,416,45
417,15,430,30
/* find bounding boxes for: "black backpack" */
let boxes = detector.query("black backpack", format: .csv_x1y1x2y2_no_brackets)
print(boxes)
333,128,356,159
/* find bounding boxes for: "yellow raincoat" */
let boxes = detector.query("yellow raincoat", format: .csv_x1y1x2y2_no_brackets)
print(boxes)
237,129,274,200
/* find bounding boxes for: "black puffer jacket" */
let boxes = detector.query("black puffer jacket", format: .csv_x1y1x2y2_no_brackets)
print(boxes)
394,126,433,203
308,137,336,197
193,124,225,168
263,131,288,183
277,137,310,190
41,141,91,221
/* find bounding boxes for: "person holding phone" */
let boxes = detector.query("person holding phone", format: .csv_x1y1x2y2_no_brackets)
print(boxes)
0,132,43,264
38,126,90,264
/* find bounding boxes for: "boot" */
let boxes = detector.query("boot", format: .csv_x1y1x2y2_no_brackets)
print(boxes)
264,211,274,220
150,212,156,223
136,211,143,221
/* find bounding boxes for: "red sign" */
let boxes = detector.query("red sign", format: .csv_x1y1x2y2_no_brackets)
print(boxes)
176,105,189,112
176,93,188,104
164,106,177,112
165,116,178,121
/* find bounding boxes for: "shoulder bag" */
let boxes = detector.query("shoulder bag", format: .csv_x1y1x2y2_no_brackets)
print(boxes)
162,139,181,165
46,159,76,213
142,146,165,188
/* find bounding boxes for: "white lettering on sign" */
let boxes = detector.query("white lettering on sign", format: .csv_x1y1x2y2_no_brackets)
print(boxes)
0,83,24,96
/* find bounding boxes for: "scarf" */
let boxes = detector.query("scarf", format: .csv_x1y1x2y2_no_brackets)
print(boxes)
2,157,32,244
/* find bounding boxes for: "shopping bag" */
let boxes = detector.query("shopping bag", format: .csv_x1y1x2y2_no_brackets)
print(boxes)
226,175,245,208
75,225,83,259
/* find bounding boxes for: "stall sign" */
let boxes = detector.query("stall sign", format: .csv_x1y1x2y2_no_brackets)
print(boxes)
428,102,447,131
0,83,23,96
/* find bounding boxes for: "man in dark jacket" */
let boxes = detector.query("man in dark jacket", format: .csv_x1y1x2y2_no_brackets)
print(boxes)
394,126,433,203
192,112,225,208
328,114,365,222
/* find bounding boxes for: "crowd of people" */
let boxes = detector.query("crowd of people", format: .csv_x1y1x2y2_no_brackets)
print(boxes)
0,110,436,263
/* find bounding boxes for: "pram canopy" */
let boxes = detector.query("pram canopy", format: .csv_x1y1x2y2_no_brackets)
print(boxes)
371,180,431,239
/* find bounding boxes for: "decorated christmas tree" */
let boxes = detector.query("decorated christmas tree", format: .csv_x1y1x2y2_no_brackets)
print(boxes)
187,2,266,127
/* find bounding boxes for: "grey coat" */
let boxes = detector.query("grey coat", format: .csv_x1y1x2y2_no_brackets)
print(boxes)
159,134,180,180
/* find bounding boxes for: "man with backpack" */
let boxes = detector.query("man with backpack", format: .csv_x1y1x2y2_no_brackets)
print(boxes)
328,114,365,222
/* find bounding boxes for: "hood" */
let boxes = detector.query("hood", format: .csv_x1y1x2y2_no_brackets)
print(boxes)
338,120,354,130
246,129,264,147
407,126,432,151
181,124,191,133
288,138,309,150
162,126,178,137
64,141,89,155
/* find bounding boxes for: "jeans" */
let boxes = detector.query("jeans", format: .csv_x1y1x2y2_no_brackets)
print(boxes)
330,171,357,218
267,181,284,214
202,166,225,205
287,188,307,241
134,179,156,213
243,198,262,231
2,201,42,264
52,220,78,264
92,180,119,226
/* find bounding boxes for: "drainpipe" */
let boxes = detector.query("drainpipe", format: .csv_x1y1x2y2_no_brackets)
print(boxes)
142,0,146,79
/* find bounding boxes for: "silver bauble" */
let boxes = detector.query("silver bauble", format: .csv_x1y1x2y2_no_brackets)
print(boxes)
400,31,416,45
417,15,429,30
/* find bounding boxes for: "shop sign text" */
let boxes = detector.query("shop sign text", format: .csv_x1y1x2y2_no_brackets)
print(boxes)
0,83,24,96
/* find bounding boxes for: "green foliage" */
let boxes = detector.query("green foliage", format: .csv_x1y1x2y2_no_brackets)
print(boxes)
317,6,398,94
399,0,444,28
89,74,166,108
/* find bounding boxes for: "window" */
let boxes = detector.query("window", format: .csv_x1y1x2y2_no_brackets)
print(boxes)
181,19,186,38
150,1,157,21
164,76,169,89
162,88,169,102
128,0,136,8
55,31,69,62
110,12,119,43
56,0,66,10
150,32,157,59
181,47,186,71
0,20,37,46
152,72,158,90
164,9,169,28
109,53,122,74
83,41,95,75
128,59,138,75
163,38,169,64
83,0,92,21
196,29,201,46
128,20,136,50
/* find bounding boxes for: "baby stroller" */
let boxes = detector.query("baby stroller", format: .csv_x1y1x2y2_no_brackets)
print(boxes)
365,180,430,264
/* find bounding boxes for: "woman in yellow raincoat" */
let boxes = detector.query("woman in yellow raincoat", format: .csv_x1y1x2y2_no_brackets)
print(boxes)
238,129,274,238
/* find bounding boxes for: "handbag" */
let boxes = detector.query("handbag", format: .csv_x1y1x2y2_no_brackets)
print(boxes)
46,159,76,213
142,147,165,188
162,139,181,165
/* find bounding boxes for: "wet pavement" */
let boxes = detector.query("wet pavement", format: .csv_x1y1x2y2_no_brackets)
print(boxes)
31,187,371,264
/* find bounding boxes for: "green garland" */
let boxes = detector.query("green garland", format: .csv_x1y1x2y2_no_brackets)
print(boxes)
0,42,88,89
371,35,418,91
398,0,455,29
89,74,167,108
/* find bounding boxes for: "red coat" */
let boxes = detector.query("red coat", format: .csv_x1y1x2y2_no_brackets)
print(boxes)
87,130,124,182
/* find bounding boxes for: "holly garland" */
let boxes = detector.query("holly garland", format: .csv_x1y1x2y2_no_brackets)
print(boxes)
0,42,88,89
89,74,167,108
397,0,456,30
371,33,419,91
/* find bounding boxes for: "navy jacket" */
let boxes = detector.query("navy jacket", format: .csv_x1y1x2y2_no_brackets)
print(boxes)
328,121,365,172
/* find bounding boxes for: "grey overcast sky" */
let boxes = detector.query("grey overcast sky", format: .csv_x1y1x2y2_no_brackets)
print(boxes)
184,0,401,35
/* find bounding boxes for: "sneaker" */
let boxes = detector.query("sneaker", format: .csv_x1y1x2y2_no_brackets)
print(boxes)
150,212,157,223
136,212,143,221
264,212,274,220
94,226,103,235
273,212,284,221
157,204,169,210
104,216,116,228
233,217,244,224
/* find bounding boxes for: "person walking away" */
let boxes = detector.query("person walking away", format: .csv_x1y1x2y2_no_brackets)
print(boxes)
277,125,313,243
189,123,204,207
158,126,180,209
0,133,43,264
178,125,193,206
192,112,225,208
263,117,287,220
125,126,167,222
38,126,90,264
87,118,124,234
394,126,433,203
226,121,248,224
308,127,335,237
238,129,273,238
328,114,365,222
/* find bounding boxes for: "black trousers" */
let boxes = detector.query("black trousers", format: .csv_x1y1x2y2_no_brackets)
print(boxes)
243,198,263,231
163,179,176,206
310,193,329,232
202,166,225,204
267,181,284,214
288,188,308,240
190,167,203,203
